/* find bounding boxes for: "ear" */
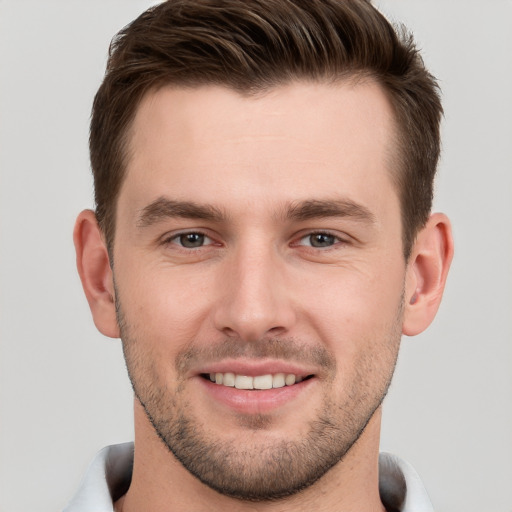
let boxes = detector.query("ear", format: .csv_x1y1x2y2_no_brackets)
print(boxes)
402,213,454,336
73,209,120,338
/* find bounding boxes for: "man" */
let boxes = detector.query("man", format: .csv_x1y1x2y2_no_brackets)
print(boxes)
67,0,453,510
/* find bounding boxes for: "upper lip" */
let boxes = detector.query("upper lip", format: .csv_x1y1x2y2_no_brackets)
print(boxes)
193,358,317,378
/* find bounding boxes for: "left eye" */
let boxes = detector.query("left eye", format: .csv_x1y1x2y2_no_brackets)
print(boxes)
298,232,340,248
170,232,213,248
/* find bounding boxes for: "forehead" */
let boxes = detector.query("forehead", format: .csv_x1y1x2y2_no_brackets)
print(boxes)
121,81,398,217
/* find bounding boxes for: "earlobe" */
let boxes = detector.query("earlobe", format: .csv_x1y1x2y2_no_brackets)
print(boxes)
402,213,454,336
73,209,120,338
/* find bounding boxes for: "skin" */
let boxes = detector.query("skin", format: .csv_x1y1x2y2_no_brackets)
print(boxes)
75,81,453,512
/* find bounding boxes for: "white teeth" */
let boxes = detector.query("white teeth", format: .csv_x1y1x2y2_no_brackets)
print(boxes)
209,372,303,389
285,374,296,386
253,374,273,390
273,373,285,388
223,372,235,387
235,375,253,390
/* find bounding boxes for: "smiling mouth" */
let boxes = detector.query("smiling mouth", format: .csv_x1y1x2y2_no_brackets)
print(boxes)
201,372,314,390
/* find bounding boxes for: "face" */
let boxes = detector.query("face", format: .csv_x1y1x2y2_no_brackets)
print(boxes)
113,82,406,500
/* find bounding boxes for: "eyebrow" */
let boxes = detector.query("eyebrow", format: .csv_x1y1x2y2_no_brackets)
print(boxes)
136,196,375,228
285,199,376,224
137,197,226,228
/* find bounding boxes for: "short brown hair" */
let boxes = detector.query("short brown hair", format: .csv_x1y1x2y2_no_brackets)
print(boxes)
90,0,442,259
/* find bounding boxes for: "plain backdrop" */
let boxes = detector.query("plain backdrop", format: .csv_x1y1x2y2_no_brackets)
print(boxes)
1,1,511,511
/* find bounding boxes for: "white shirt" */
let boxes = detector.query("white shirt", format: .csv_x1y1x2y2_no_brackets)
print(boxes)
63,443,434,512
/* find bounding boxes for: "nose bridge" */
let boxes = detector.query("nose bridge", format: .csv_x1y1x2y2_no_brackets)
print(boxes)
214,238,294,341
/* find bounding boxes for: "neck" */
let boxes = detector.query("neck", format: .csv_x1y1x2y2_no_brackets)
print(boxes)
116,400,386,512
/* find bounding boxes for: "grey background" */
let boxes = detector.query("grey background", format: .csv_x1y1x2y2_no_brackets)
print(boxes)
0,1,511,511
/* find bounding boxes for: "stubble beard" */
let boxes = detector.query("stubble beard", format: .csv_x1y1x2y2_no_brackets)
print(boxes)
116,298,403,502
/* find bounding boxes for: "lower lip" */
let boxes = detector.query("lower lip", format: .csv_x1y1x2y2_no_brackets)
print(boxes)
197,377,315,414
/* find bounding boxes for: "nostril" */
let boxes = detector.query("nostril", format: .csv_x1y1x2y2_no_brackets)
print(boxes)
265,326,288,338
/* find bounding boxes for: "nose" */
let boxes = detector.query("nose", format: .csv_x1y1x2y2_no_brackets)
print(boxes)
213,243,296,342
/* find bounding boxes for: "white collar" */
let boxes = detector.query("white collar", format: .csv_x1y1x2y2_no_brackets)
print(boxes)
64,443,433,512
379,452,434,512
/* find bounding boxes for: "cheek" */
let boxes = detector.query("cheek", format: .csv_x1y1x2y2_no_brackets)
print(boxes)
116,266,215,356
297,260,405,350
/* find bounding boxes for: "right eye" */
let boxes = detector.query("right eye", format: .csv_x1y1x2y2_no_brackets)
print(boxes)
168,232,213,249
295,231,346,249
299,232,338,248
